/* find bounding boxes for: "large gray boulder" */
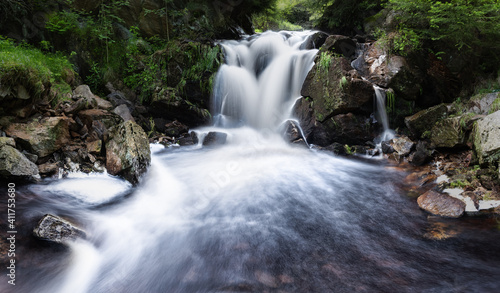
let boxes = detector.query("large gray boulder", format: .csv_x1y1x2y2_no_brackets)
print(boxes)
473,110,500,165
105,120,151,184
0,137,39,178
5,117,72,157
33,214,86,244
405,104,448,137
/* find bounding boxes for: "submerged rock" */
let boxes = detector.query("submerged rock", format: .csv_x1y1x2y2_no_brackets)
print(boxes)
417,190,466,218
203,132,227,146
105,120,151,184
33,214,86,243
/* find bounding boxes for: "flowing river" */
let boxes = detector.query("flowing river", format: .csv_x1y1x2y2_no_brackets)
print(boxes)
1,31,500,293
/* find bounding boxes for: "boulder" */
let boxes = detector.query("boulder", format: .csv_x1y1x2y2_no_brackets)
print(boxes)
409,141,432,166
105,120,151,184
202,132,227,146
5,117,72,157
430,116,466,148
301,31,328,50
321,35,356,58
0,143,39,178
72,85,97,108
164,120,189,137
113,104,135,122
33,214,86,243
391,135,415,157
473,110,500,165
321,113,376,146
283,120,302,142
301,56,374,121
417,190,466,218
94,96,114,110
467,93,499,115
78,109,123,140
405,104,448,137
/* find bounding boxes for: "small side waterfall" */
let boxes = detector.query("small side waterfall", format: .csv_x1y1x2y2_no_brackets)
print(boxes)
373,85,395,143
212,31,318,131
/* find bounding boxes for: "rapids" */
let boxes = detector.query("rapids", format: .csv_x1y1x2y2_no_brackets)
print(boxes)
1,31,499,293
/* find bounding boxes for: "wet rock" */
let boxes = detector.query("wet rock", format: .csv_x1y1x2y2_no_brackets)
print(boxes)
33,214,86,243
283,120,302,142
409,141,433,166
417,190,466,218
302,31,328,50
255,271,279,288
321,35,357,58
473,110,500,165
105,120,151,184
178,132,199,146
293,97,316,143
164,120,189,137
391,136,415,157
203,132,227,146
5,117,72,157
38,162,60,176
321,113,376,146
301,56,374,121
0,143,39,178
404,104,448,137
430,116,466,148
148,89,211,127
113,104,135,122
78,109,123,140
381,140,395,154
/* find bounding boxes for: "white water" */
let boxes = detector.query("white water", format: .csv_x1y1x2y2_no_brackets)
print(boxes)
5,31,500,293
373,85,395,143
212,31,317,130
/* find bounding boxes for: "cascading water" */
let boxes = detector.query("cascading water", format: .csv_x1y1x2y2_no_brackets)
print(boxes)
212,31,317,131
2,31,500,293
373,85,395,143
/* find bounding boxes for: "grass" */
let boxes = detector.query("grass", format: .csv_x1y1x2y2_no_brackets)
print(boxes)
0,37,75,101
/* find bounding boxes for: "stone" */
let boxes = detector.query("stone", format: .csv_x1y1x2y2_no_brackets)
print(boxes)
0,137,16,148
164,120,189,137
301,56,374,121
417,190,466,218
113,104,135,122
391,135,415,156
38,162,60,176
381,140,395,154
105,120,151,184
321,35,357,58
473,110,500,165
409,141,432,166
16,84,30,100
72,85,97,108
301,31,328,50
86,140,102,154
404,104,448,137
430,116,466,148
178,132,199,146
321,113,376,146
467,93,499,115
0,145,39,178
94,96,114,110
33,214,86,243
5,117,72,157
202,132,227,146
283,120,302,142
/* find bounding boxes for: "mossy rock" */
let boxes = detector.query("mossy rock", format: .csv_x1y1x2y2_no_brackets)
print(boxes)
430,116,466,148
405,103,448,137
473,110,500,165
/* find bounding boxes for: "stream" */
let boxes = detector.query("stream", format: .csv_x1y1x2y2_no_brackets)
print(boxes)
1,31,500,293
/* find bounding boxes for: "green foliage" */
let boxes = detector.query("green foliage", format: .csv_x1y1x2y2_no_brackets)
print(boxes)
252,0,308,31
449,179,470,189
386,0,500,69
344,144,355,155
0,36,75,101
489,98,500,114
316,51,333,76
386,89,396,115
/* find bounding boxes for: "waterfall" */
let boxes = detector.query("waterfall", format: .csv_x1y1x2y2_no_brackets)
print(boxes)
373,85,395,143
212,31,318,131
